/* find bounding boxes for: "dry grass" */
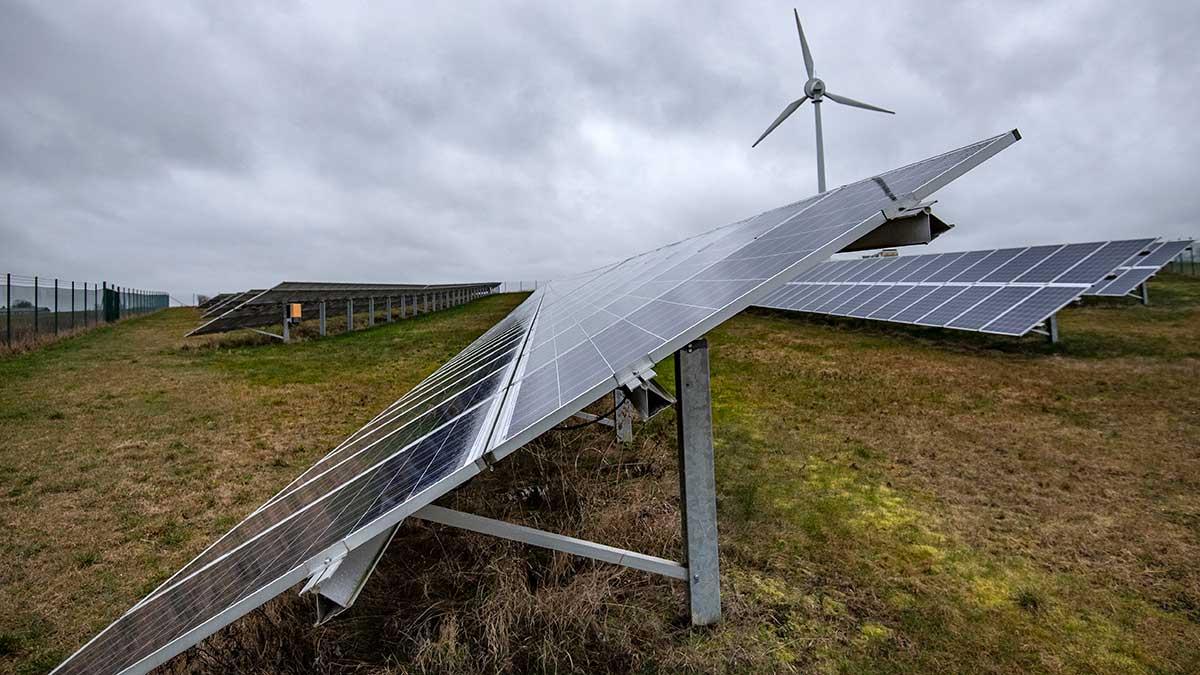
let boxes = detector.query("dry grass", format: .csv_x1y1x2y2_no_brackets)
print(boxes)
3,276,1200,674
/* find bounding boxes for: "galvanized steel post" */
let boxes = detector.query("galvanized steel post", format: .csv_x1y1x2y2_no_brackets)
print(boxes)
614,389,634,444
5,273,10,347
674,338,721,625
319,301,327,336
33,276,39,335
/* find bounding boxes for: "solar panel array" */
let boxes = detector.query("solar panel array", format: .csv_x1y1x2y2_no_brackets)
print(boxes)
757,238,1163,336
1088,239,1193,296
54,130,1020,674
188,282,499,337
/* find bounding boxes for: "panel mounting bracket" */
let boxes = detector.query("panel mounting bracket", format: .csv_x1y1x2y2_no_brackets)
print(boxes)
474,450,499,472
300,525,401,625
841,199,952,253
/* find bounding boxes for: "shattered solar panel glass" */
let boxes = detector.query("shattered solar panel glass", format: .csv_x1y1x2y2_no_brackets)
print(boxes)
55,131,1020,675
755,238,1161,337
1089,239,1193,296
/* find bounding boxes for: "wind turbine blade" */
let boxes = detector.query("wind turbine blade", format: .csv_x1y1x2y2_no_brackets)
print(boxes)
794,9,815,79
752,97,807,148
825,91,895,114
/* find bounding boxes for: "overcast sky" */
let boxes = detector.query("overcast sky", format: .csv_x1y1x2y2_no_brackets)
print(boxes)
2,1,1197,301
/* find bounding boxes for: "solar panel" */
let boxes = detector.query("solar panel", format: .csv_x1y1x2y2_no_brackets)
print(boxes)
757,238,1160,336
54,130,1019,675
188,282,499,336
1089,239,1193,296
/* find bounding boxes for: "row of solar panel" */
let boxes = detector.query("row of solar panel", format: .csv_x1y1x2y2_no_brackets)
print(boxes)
757,238,1192,336
189,282,500,336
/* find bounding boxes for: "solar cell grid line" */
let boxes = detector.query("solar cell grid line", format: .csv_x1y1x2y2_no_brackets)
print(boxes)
1012,242,1105,283
980,244,1060,283
897,252,964,283
1136,239,1192,267
949,247,1024,283
846,284,911,317
981,286,1083,335
873,255,927,282
857,256,907,282
56,130,1020,675
827,284,893,316
798,285,851,312
813,284,870,313
900,251,966,283
907,283,1003,326
868,285,934,320
923,249,993,282
889,285,972,324
824,284,885,315
1091,268,1157,296
1054,238,1157,284
944,286,1036,330
1086,241,1190,296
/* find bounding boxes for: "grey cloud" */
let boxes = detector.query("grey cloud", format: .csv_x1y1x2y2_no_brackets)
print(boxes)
1,0,1197,301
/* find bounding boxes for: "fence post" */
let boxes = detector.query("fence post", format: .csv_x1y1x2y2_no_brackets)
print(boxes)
54,278,59,335
5,273,10,348
34,276,39,336
71,281,75,330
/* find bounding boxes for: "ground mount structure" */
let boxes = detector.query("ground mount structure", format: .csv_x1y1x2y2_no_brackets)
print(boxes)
58,131,1032,674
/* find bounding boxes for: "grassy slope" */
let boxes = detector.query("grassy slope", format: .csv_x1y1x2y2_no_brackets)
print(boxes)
2,277,1199,673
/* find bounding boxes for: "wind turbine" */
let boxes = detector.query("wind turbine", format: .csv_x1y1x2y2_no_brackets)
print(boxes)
752,9,894,193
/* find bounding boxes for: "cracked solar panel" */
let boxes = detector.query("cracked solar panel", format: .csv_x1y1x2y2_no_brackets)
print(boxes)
55,130,1019,675
1089,239,1193,296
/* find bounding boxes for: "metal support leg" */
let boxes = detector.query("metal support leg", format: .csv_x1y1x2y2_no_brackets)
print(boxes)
282,307,290,343
401,295,407,319
369,297,375,326
302,524,400,625
1139,282,1149,305
614,389,634,445
674,338,721,625
347,299,353,331
387,297,392,322
1047,314,1059,344
319,302,327,336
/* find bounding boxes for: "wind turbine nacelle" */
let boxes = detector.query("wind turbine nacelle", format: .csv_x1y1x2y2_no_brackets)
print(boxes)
839,206,953,253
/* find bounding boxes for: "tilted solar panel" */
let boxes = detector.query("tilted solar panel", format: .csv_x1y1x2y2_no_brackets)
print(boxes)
188,282,498,336
757,238,1162,336
54,130,1019,674
1089,239,1193,296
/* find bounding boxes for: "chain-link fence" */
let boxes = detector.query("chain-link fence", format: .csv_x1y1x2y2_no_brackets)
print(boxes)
497,280,544,293
1165,244,1197,276
2,273,169,351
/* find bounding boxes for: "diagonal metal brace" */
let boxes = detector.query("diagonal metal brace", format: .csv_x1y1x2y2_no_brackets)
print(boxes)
411,505,687,580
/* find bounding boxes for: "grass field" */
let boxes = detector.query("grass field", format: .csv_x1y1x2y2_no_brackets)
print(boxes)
2,276,1199,674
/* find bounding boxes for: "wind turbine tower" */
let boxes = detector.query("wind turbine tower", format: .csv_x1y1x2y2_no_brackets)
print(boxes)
753,9,895,193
